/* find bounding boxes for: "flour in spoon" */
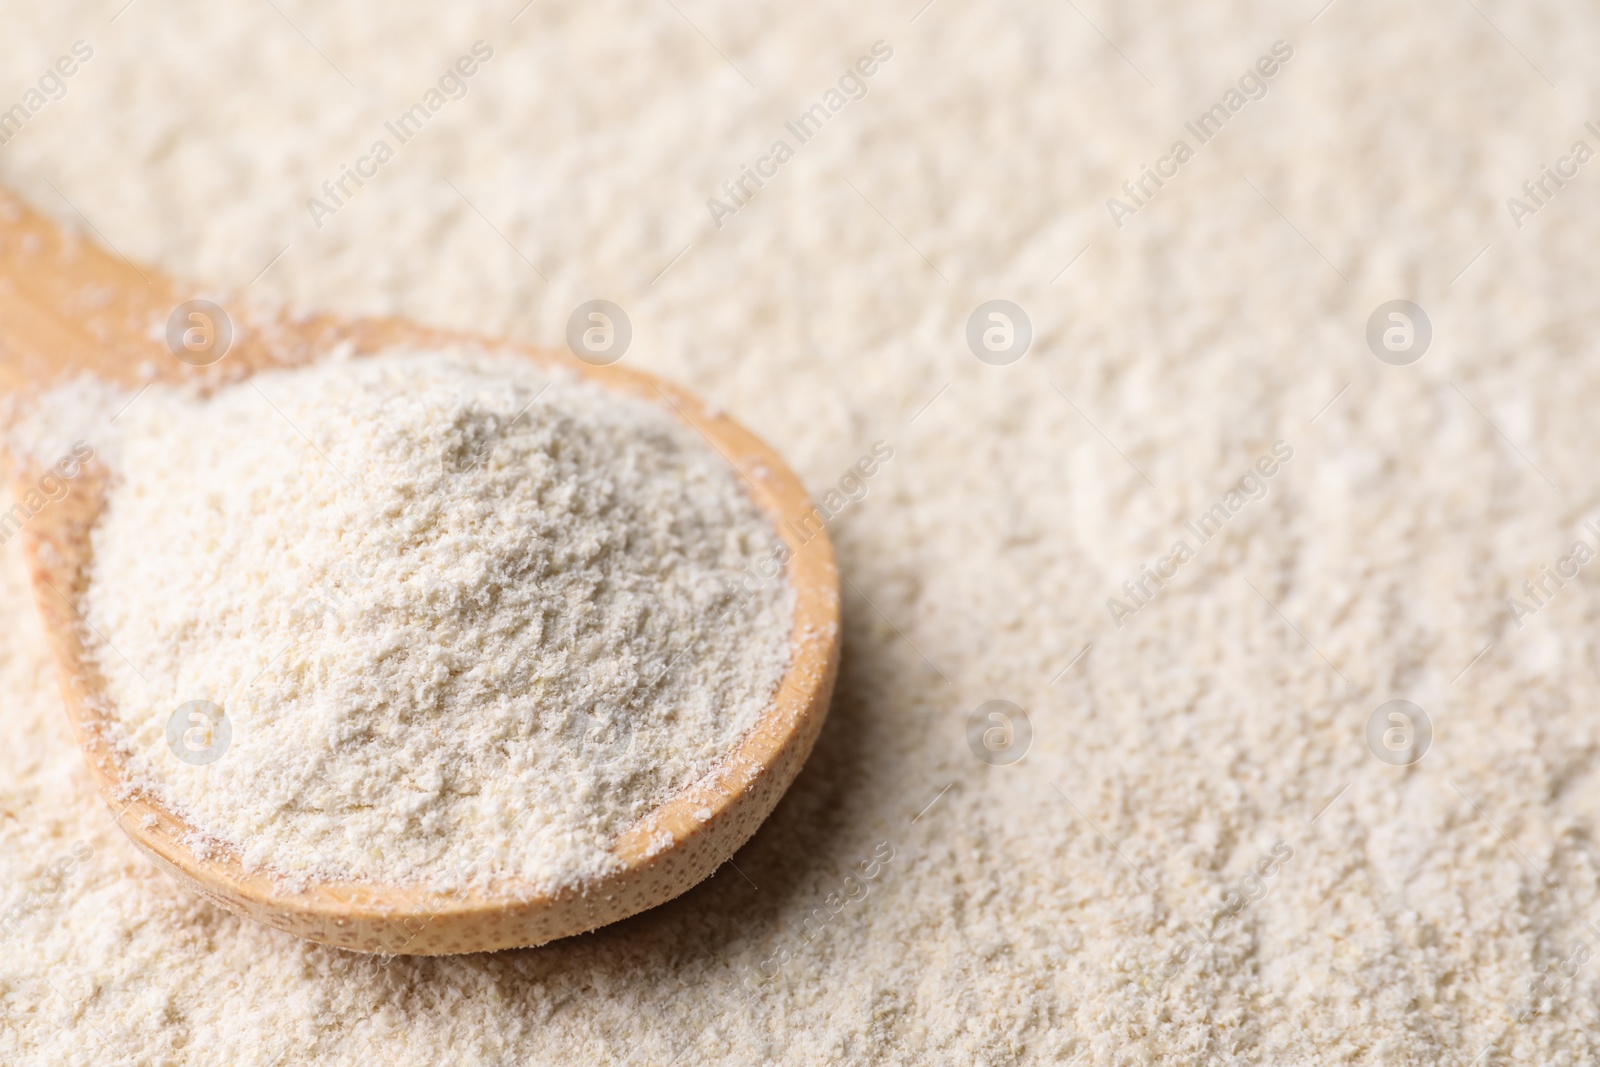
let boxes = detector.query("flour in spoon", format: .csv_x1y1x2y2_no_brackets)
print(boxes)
52,350,793,891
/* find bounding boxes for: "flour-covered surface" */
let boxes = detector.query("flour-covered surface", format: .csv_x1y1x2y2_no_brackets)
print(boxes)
4,0,1600,1063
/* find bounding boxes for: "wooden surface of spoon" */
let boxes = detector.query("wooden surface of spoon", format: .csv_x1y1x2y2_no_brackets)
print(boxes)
0,185,841,955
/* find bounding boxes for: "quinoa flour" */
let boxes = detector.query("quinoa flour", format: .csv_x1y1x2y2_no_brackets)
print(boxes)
24,349,792,891
5,0,1600,1064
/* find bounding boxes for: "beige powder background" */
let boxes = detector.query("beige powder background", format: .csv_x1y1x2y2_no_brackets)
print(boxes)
4,0,1600,1063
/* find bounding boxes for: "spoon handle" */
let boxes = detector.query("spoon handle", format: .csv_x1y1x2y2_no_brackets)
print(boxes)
0,184,422,392
0,186,184,390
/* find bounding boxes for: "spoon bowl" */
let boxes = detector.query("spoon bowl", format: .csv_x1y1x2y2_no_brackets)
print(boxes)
0,186,840,955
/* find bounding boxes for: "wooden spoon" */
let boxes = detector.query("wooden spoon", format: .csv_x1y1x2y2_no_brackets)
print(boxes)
0,185,840,955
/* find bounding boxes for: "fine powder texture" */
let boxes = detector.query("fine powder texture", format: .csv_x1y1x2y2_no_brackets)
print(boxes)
5,0,1600,1064
75,350,793,890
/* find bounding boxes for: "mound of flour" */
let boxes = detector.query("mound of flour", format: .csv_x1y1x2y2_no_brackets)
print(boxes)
69,350,792,890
